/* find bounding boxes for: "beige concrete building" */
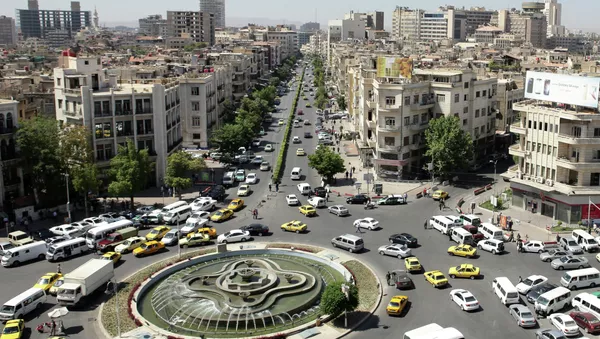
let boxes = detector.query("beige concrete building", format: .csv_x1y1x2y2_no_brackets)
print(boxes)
0,16,17,47
0,99,25,210
167,11,215,46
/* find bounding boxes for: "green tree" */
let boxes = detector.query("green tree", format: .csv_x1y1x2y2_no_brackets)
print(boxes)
71,163,100,216
108,139,153,208
424,115,474,178
211,124,253,164
320,281,359,317
16,116,64,204
269,77,280,87
183,42,208,52
308,146,346,183
165,151,206,197
315,96,327,110
253,86,277,108
220,99,237,124
337,95,347,111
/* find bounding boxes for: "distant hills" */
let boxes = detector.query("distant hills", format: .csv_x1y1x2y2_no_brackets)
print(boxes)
102,17,305,29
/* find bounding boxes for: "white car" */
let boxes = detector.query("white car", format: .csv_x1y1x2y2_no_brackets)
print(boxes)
68,222,91,230
377,244,411,258
286,194,300,206
83,217,108,226
190,197,217,212
161,230,180,246
307,197,326,208
50,225,79,236
354,217,380,230
235,169,246,181
99,213,124,223
516,275,548,294
304,120,310,125
187,211,210,224
251,155,264,165
217,230,251,244
245,173,258,184
328,205,349,216
292,136,301,143
265,144,274,152
237,184,252,196
180,218,209,235
449,289,480,311
252,139,261,147
548,313,580,337
115,236,145,253
260,162,270,171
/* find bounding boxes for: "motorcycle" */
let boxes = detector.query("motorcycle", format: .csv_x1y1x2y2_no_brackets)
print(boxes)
364,202,375,210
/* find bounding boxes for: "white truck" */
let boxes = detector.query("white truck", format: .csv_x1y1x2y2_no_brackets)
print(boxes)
56,259,114,305
521,240,559,253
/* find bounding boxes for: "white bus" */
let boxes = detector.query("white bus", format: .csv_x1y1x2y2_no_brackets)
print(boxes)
404,324,464,339
85,219,133,249
162,204,192,225
560,267,600,290
161,201,188,214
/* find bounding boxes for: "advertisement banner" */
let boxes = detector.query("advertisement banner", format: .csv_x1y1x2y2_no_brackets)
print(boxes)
376,57,413,79
524,71,600,108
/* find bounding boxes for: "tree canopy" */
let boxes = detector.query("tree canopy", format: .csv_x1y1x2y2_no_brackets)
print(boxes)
108,139,153,207
337,95,347,111
320,281,359,317
308,146,346,183
165,151,206,197
424,115,474,178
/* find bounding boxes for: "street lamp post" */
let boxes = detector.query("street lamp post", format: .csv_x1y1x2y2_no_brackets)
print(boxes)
106,279,121,338
63,173,71,223
490,160,498,194
341,283,350,328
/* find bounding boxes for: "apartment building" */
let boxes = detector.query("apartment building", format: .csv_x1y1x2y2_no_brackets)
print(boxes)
496,78,525,153
462,7,495,36
0,16,18,47
327,17,366,62
265,30,298,60
179,75,216,148
0,99,25,211
297,31,314,47
210,53,251,101
138,15,168,37
53,54,184,187
166,11,215,46
507,97,600,223
391,7,466,42
17,0,91,40
494,9,547,48
199,0,225,28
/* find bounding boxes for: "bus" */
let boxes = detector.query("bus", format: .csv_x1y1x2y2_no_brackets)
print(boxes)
85,219,133,249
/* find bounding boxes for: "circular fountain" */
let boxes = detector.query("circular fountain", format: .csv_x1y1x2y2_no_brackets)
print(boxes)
133,249,347,338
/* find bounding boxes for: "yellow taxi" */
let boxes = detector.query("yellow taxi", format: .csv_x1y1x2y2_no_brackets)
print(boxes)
101,251,122,264
49,277,64,295
33,272,62,291
299,205,317,217
432,190,448,200
424,270,449,288
133,241,165,257
281,220,307,233
305,103,311,107
303,96,308,100
211,209,234,222
146,226,171,241
227,199,245,211
278,119,285,125
447,244,477,258
1,319,24,339
404,257,422,273
448,264,481,280
189,226,217,239
296,148,306,156
386,295,409,316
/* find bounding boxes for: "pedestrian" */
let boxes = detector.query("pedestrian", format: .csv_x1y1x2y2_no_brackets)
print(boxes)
424,220,428,229
508,220,513,231
57,263,61,274
268,183,272,192
355,223,362,233
439,202,443,211
275,183,279,192
349,171,352,179
403,192,408,203
556,234,561,242
325,192,329,202
448,230,452,241
53,211,57,222
50,320,56,336
385,271,391,286
345,171,349,179
337,147,340,153
352,166,356,174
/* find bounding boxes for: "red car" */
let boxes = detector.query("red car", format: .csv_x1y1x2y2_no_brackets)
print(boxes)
462,225,485,243
570,311,600,334
297,110,303,115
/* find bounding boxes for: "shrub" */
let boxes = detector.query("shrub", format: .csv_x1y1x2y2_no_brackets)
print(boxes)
265,243,323,253
343,260,378,311
320,281,359,317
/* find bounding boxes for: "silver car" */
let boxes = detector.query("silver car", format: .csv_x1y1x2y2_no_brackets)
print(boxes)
328,205,349,216
550,255,590,270
560,237,584,254
540,249,572,262
509,304,537,328
378,244,411,258
161,230,180,246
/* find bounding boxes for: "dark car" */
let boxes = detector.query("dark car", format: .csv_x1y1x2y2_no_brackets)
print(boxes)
240,223,270,236
389,233,418,248
32,229,53,241
526,283,558,304
201,185,226,201
346,194,369,204
304,132,312,138
313,187,327,198
390,270,414,289
570,311,600,334
462,225,485,243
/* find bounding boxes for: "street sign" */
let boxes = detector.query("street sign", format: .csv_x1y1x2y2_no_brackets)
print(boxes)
490,195,498,207
355,182,362,190
363,173,374,182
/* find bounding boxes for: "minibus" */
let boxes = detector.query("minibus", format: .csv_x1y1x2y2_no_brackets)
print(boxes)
85,219,133,249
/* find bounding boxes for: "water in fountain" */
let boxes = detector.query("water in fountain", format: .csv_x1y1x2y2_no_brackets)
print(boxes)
250,312,257,331
275,315,285,325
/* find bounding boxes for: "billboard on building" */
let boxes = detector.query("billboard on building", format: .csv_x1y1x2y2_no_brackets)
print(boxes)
524,71,600,108
376,57,413,79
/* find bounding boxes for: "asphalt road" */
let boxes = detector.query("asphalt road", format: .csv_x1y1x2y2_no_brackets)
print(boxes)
3,66,599,339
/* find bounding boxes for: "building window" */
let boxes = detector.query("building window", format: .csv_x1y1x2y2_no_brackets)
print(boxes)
534,121,537,129
572,126,582,137
474,127,479,135
403,136,409,146
476,91,480,98
192,117,201,127
482,107,486,115
454,94,459,103
412,115,419,124
464,82,469,89
84,60,89,65
385,96,396,106
404,96,410,105
482,90,487,97
58,99,63,109
191,87,200,96
464,94,468,101
463,119,467,126
436,94,445,103
527,141,531,151
413,95,419,104
192,101,200,111
404,117,410,126
475,109,479,118
528,120,532,128
542,145,546,154
57,78,61,86
463,107,468,114
412,134,419,144
385,117,395,126
193,133,201,140
591,173,600,186
384,137,395,146
595,128,600,137
537,143,541,152
421,113,428,123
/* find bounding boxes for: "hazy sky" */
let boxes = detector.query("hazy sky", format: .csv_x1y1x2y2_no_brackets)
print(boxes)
2,0,596,32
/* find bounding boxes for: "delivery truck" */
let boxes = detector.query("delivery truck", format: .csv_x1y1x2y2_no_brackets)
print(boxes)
56,258,114,305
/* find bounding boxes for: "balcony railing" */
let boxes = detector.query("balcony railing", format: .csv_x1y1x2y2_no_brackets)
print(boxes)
115,110,132,116
0,127,16,135
135,108,153,115
116,131,134,137
176,117,181,123
148,150,157,156
94,111,112,118
168,138,183,153
137,129,153,136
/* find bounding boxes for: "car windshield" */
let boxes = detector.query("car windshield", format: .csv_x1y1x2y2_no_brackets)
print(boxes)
0,305,14,313
223,231,231,237
568,240,577,246
565,320,576,327
215,211,223,216
165,233,174,238
150,229,159,235
54,279,64,287
2,326,19,334
163,212,173,218
388,302,399,307
141,244,149,249
37,278,49,285
589,318,600,324
523,278,534,286
537,296,549,305
464,296,477,302
559,257,569,263
521,311,533,318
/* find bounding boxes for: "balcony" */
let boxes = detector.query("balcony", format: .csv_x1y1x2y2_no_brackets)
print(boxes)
366,98,375,108
166,103,172,110
509,144,529,158
408,122,428,131
510,121,526,135
557,133,600,145
64,110,78,117
378,144,400,152
63,88,82,96
94,111,112,118
115,110,132,116
411,99,435,110
378,105,401,113
556,156,600,170
166,122,172,130
3,176,21,189
137,129,153,136
365,120,375,128
0,127,15,136
135,108,153,115
116,131,134,138
377,124,400,133
168,138,183,153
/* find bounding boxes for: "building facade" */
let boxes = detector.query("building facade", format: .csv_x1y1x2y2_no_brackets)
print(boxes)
138,15,168,36
17,0,91,40
199,0,225,28
391,7,466,42
544,0,565,37
0,100,25,212
300,22,320,32
167,11,216,46
0,16,17,47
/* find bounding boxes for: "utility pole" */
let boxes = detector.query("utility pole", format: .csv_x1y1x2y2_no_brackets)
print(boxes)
64,173,71,222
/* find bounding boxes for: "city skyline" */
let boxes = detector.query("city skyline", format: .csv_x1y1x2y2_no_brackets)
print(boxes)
0,0,596,33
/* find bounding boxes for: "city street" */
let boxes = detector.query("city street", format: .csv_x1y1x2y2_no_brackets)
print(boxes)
1,65,599,339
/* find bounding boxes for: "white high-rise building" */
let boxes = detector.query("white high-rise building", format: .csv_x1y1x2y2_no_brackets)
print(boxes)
544,0,565,37
199,0,225,28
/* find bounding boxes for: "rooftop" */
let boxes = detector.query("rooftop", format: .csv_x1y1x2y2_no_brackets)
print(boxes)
475,26,503,32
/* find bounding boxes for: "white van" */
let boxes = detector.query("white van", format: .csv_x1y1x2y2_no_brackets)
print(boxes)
162,204,192,225
85,219,133,249
572,292,600,319
460,214,481,227
161,201,188,214
572,229,599,253
1,241,47,267
560,267,600,290
331,234,364,253
45,238,88,261
492,277,520,305
430,216,461,234
479,223,504,241
403,323,464,339
297,183,312,195
291,167,302,180
534,286,571,316
222,171,235,186
0,287,47,321
451,228,474,245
